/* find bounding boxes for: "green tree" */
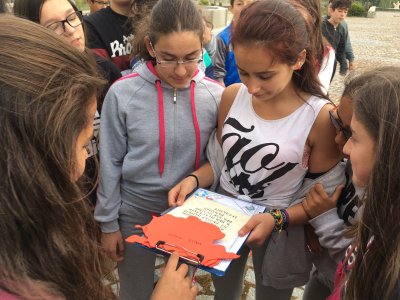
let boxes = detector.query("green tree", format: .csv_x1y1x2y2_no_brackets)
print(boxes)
75,0,89,10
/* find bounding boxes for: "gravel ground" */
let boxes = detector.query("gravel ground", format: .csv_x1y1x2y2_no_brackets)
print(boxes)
328,11,400,103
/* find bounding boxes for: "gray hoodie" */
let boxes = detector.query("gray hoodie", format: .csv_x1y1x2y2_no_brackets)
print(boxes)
308,161,364,284
95,61,223,233
261,161,347,289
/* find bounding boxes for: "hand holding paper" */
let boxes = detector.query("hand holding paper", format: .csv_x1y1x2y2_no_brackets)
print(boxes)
238,213,275,247
168,176,197,207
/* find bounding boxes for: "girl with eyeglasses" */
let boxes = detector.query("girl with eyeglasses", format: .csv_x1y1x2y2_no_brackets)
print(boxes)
329,66,400,299
13,0,121,111
14,0,121,205
300,74,365,300
94,0,223,299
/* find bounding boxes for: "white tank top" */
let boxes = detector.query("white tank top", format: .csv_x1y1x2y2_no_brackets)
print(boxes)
220,85,328,208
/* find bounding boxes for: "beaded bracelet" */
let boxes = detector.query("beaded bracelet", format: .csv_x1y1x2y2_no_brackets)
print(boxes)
281,209,289,231
186,174,199,189
266,209,289,233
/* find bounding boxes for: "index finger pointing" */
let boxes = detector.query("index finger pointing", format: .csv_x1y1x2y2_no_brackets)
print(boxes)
165,251,180,271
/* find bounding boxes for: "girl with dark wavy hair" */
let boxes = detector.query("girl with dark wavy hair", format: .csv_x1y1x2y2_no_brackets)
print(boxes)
171,0,342,299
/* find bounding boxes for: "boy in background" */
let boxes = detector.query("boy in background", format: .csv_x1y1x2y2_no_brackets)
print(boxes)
327,0,356,75
322,0,352,80
214,0,252,87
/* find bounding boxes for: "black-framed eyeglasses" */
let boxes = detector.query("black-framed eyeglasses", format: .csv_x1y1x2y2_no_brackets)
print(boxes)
329,108,352,140
149,41,203,69
93,0,109,5
46,11,83,36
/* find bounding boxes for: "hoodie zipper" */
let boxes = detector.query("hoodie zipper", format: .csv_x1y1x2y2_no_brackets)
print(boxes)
173,88,177,104
170,89,178,180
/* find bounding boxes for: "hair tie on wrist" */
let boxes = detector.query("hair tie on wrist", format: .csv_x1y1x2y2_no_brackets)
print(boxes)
186,174,199,189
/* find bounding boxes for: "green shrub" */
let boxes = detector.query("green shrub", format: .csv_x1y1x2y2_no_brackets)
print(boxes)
379,0,393,8
348,1,366,16
198,0,211,5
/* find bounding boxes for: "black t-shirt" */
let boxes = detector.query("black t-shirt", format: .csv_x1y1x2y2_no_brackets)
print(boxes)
84,7,134,71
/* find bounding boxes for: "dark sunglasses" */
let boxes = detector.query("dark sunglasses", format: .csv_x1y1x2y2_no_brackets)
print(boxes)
329,108,352,140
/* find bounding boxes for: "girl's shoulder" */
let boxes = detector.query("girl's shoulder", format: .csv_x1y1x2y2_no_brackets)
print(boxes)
197,76,225,107
109,72,146,94
308,99,334,134
104,72,149,110
201,76,225,90
307,100,341,173
113,72,141,85
220,83,243,109
218,83,246,120
307,94,331,105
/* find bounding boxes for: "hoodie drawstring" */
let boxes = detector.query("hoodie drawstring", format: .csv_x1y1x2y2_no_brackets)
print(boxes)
155,80,201,176
156,80,165,176
190,80,201,171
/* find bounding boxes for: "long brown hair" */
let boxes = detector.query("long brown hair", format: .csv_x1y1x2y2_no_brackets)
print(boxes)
293,0,327,65
345,66,400,299
0,15,115,300
231,0,328,101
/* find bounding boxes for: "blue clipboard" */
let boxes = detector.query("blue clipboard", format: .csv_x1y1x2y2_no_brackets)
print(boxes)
134,188,266,276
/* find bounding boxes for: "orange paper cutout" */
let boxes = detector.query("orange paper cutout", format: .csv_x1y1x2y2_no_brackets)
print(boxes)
126,214,239,267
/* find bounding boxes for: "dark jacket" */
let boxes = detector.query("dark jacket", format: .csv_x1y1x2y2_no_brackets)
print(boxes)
321,18,348,73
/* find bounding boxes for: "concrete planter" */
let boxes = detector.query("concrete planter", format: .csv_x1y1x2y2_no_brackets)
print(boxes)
200,6,228,29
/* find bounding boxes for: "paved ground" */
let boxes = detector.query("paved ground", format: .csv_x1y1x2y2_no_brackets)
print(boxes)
107,11,400,299
328,11,400,103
